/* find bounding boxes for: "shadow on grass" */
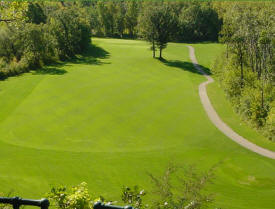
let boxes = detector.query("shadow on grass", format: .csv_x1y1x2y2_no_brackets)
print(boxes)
32,44,110,76
33,67,67,75
70,44,110,65
159,58,211,75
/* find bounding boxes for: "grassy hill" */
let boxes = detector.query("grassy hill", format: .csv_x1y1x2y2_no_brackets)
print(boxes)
0,38,274,209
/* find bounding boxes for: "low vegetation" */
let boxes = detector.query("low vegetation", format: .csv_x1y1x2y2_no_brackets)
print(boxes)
48,165,216,209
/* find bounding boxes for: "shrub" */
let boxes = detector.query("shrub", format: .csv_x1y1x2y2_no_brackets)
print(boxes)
121,186,146,208
48,182,92,209
239,87,269,127
222,67,242,100
264,102,275,141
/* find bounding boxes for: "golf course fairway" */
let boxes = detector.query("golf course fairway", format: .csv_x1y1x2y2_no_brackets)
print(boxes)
0,38,274,209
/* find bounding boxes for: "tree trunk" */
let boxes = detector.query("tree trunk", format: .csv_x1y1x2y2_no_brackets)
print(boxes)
261,78,264,108
240,48,244,88
159,47,162,59
152,40,155,58
226,44,228,59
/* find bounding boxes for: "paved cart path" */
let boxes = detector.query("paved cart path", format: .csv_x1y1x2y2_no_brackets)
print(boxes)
187,45,275,160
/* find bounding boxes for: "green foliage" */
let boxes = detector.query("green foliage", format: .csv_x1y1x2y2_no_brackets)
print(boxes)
46,164,216,209
178,2,221,42
138,3,177,58
148,164,215,209
48,182,92,209
0,1,29,27
125,0,139,38
0,1,91,79
48,7,91,60
86,1,220,43
239,86,269,126
121,186,146,208
265,101,275,141
0,192,13,209
211,2,275,140
26,2,46,24
18,23,48,68
0,27,14,61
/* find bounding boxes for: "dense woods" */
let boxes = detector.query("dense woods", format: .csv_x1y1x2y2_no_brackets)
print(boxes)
0,1,274,142
0,2,91,79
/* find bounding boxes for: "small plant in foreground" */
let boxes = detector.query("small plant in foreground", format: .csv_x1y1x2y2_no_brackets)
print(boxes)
46,163,218,209
121,186,146,208
148,164,217,209
47,182,92,209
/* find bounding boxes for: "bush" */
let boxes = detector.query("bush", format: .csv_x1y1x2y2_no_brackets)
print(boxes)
48,182,92,209
222,67,242,100
239,87,269,127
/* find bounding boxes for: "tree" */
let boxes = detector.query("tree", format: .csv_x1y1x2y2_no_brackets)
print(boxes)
216,2,274,136
178,2,221,42
0,1,28,26
125,0,139,38
26,2,47,24
139,3,177,59
0,26,15,60
114,1,126,38
48,7,91,59
97,1,115,37
138,3,157,58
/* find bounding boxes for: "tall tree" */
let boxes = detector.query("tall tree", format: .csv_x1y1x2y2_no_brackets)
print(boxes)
125,0,139,38
114,1,126,38
26,2,47,24
139,3,177,59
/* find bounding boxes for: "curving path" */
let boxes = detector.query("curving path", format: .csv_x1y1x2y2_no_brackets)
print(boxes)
187,45,275,160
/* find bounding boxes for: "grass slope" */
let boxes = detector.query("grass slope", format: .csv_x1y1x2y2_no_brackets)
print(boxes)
190,43,275,151
0,38,274,209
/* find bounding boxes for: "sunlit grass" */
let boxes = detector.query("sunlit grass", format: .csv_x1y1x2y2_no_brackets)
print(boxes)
0,38,274,209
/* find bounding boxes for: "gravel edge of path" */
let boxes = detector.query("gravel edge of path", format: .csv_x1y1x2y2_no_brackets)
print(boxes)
187,45,275,160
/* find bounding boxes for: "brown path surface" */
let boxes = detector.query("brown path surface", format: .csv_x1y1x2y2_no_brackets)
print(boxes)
187,45,275,160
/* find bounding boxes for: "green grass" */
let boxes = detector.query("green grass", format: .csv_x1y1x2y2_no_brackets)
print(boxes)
190,43,275,151
0,38,274,209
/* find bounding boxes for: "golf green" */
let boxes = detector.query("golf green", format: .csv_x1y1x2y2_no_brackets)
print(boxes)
0,38,274,209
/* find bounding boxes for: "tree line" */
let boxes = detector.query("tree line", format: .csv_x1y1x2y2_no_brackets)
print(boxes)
0,1,221,77
87,0,221,58
0,1,91,79
213,2,274,140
